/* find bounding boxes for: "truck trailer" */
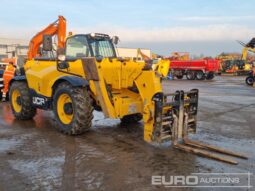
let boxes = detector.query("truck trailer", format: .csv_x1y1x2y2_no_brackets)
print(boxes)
169,58,220,80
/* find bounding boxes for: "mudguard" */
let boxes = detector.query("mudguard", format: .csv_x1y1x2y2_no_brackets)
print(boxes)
55,76,89,87
9,75,27,87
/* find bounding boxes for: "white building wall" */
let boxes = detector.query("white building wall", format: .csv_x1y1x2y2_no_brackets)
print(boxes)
116,47,151,60
0,38,29,59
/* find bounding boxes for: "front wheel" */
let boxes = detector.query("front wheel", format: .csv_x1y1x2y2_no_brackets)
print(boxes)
53,82,94,135
246,76,254,86
206,72,215,80
9,81,36,120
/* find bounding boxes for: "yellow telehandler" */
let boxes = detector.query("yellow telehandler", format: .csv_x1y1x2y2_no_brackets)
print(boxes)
9,16,247,164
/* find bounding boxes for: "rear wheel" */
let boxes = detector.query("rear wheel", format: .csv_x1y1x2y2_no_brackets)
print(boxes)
121,113,143,124
195,71,205,80
246,76,254,86
186,71,195,80
206,72,215,80
9,81,36,119
53,82,94,135
176,75,183,79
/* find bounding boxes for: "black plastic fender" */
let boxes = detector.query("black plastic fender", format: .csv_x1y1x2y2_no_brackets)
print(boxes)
54,76,89,88
9,75,27,88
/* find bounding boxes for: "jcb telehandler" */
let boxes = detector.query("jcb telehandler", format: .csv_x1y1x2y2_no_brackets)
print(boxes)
9,16,247,164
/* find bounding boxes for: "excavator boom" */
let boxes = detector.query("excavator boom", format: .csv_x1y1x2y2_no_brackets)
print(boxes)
27,15,66,60
137,48,151,61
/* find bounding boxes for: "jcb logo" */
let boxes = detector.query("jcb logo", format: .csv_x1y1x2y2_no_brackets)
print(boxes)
33,97,45,106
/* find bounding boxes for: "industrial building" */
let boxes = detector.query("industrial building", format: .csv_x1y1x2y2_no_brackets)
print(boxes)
0,38,28,60
0,38,151,61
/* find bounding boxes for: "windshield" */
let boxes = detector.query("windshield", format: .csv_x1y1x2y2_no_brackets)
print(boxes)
65,35,116,59
88,38,116,58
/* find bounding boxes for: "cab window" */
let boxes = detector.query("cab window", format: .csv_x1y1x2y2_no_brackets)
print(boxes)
89,39,115,58
66,36,90,59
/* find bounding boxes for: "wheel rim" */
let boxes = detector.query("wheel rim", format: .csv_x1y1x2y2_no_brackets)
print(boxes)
57,93,74,124
187,72,194,79
12,89,22,113
196,72,203,79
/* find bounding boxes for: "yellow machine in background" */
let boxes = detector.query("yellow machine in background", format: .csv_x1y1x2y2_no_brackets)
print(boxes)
240,38,255,86
217,53,252,75
151,59,170,78
221,38,255,75
239,39,254,71
216,38,255,75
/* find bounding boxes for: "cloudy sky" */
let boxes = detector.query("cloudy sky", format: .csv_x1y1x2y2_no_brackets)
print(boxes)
0,0,255,56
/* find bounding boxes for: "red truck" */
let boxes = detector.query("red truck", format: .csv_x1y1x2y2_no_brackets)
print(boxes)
169,58,220,80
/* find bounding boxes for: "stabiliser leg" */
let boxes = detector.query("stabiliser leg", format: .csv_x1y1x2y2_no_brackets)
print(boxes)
172,90,248,165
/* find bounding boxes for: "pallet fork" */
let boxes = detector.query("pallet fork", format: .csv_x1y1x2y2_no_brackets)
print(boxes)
164,90,248,165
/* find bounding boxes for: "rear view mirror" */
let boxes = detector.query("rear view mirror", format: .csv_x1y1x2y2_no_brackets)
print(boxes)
43,35,53,51
112,36,119,45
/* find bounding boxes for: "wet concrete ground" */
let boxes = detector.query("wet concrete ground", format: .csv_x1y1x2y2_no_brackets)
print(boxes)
0,76,254,191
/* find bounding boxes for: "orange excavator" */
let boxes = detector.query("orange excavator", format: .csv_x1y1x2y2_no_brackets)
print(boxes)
136,48,151,61
136,48,169,77
27,15,66,60
1,16,66,101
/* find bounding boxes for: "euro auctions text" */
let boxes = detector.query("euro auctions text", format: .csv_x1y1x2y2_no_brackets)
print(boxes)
152,173,253,188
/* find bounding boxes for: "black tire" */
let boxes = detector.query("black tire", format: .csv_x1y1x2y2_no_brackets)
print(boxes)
195,71,205,80
186,71,195,80
9,81,36,120
53,82,94,135
176,75,183,79
121,113,143,124
206,73,215,80
246,76,254,86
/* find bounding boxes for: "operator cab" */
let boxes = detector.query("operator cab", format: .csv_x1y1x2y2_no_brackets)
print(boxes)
65,33,118,61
